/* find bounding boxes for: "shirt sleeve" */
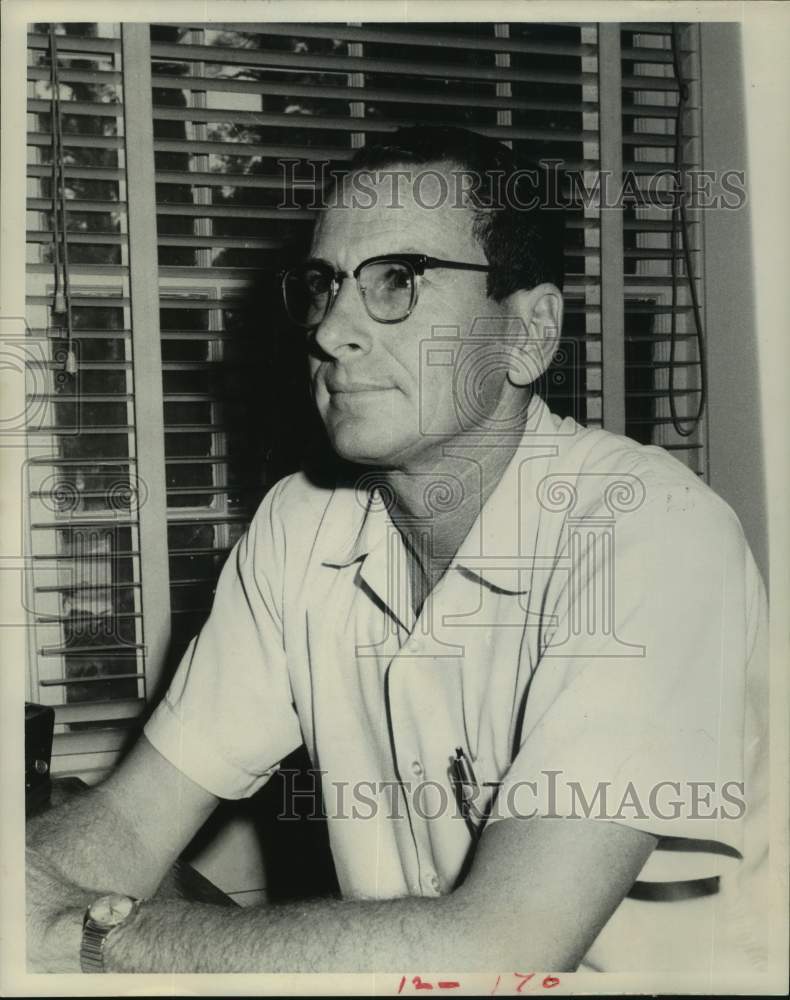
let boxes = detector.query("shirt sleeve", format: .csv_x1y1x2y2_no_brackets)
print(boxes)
144,481,303,799
490,479,767,883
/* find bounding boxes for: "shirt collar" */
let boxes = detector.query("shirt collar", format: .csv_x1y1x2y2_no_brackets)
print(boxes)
449,394,563,593
320,484,414,631
320,480,393,569
320,394,570,595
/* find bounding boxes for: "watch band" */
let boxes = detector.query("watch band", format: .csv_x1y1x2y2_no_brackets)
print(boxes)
80,895,141,973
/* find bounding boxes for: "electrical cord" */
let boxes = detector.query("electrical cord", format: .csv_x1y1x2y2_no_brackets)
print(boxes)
667,23,706,437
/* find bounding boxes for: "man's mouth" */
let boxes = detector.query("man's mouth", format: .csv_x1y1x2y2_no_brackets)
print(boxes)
326,381,393,394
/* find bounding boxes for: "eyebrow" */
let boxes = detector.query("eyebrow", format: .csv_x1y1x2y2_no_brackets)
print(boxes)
304,246,428,267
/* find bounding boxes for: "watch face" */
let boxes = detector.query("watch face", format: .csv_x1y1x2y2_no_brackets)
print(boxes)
88,893,136,929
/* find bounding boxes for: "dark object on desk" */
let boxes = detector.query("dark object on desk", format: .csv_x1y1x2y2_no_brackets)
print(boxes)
628,876,720,902
25,702,54,814
164,859,238,907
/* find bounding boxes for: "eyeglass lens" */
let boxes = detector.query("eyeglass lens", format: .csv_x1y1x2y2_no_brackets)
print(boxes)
284,260,416,326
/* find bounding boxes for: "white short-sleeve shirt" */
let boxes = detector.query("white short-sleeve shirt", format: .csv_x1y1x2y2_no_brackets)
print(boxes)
145,394,769,973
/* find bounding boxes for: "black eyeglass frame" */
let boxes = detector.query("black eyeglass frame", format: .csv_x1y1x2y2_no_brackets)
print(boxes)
280,253,491,327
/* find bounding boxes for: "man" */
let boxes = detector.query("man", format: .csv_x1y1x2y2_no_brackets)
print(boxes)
26,127,768,975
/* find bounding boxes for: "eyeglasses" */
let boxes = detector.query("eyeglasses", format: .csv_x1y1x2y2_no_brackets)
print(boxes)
280,253,491,328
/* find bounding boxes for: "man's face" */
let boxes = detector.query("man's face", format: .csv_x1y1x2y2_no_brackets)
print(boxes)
307,165,517,470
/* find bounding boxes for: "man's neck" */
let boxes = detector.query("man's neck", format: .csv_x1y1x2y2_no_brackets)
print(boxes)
382,420,527,613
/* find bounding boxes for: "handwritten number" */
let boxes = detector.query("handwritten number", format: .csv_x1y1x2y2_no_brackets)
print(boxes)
395,972,558,994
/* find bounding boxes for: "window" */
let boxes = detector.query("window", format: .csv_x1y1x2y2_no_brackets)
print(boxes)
26,23,147,776
25,20,705,777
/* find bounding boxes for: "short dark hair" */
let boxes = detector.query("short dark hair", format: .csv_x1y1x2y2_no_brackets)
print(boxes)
342,125,565,301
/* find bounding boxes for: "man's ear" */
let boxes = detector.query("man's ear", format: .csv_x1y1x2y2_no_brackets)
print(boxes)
504,284,564,387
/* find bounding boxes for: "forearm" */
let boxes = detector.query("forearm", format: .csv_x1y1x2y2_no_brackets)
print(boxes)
26,844,103,971
27,783,169,898
26,784,174,971
101,894,475,973
27,791,471,974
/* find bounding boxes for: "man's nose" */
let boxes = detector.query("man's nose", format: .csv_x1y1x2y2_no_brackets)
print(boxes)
312,277,372,359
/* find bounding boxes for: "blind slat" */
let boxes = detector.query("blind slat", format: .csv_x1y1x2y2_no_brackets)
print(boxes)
27,32,121,53
28,132,123,150
28,98,121,117
27,65,123,86
149,73,601,114
149,41,599,87
166,513,250,525
29,392,132,402
27,455,136,466
168,21,598,58
149,105,598,144
151,136,597,168
27,295,129,307
157,234,280,249
40,672,145,684
33,581,141,593
31,518,138,530
27,230,125,245
27,164,124,181
28,198,127,212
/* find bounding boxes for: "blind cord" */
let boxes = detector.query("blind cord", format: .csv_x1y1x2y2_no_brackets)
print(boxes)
667,23,706,437
48,27,77,380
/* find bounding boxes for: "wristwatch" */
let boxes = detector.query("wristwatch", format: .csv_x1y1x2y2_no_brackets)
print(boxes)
80,893,142,972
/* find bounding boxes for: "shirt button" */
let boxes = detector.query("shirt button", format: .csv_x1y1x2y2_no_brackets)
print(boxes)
410,760,423,777
424,872,441,894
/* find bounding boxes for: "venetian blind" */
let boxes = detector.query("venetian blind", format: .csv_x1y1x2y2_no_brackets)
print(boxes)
621,22,706,474
26,23,149,776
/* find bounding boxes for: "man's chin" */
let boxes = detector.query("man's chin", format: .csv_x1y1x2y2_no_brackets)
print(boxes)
322,418,409,468
327,430,396,467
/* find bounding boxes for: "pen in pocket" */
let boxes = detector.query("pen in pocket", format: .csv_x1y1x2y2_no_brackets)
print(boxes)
450,746,479,836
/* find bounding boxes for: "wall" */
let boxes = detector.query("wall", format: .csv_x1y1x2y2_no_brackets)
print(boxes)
699,22,768,582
